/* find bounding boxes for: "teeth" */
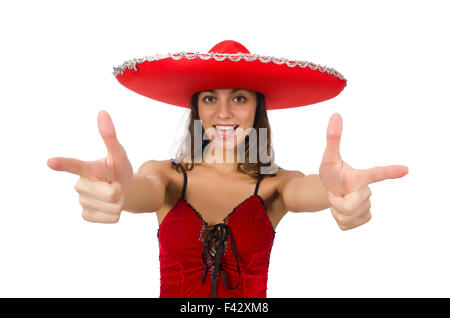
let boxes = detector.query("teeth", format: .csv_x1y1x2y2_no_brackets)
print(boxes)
214,125,237,130
214,125,237,137
215,125,236,130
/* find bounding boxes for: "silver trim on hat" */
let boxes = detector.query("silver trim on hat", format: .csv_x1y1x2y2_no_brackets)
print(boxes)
112,52,347,85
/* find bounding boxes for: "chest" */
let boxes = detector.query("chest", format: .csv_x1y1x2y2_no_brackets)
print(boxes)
156,169,285,230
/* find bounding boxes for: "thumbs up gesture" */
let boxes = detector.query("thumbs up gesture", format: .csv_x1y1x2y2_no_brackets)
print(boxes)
319,113,409,230
47,110,133,223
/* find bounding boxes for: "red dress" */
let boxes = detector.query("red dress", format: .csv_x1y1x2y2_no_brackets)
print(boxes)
157,160,276,298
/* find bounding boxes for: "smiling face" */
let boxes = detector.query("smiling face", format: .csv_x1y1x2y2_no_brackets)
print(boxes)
198,88,257,151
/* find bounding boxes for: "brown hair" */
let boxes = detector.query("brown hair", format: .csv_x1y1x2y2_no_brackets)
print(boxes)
172,90,279,182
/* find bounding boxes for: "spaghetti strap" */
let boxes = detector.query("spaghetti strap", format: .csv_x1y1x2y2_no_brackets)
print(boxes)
253,178,261,196
172,159,187,200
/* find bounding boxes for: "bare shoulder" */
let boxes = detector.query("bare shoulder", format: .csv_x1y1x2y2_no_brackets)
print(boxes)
262,167,306,229
139,160,185,225
137,159,174,181
274,167,306,195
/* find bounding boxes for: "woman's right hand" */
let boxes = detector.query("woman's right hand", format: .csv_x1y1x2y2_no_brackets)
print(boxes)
47,110,134,223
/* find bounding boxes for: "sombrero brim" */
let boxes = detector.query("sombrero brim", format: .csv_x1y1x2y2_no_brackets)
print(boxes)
113,52,347,110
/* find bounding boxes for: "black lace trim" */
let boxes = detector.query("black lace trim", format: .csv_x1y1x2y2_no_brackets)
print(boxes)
180,194,256,227
171,160,274,230
156,194,277,240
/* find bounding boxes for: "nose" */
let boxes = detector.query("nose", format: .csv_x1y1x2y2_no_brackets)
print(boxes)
216,99,233,118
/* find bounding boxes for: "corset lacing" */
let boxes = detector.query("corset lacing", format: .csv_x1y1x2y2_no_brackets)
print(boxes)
200,222,241,298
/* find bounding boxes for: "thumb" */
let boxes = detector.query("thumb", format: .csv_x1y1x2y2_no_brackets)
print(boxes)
97,110,125,162
322,113,343,165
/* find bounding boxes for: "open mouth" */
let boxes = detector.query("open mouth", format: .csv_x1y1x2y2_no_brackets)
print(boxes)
213,125,239,138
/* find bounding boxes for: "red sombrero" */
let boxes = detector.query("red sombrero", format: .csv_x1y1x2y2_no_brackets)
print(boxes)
113,40,347,110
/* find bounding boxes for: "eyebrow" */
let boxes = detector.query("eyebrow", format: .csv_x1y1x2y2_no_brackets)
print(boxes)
202,88,243,94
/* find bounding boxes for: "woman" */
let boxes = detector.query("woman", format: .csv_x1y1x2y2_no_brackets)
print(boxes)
47,40,409,298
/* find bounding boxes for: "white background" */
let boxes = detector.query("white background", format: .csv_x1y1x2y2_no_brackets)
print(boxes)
0,0,448,297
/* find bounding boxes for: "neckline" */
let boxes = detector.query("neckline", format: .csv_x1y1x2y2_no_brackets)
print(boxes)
180,193,276,234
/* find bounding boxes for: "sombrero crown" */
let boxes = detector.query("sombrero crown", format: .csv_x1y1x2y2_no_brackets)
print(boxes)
113,40,347,110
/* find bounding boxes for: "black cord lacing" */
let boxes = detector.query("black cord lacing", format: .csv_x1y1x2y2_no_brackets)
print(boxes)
201,223,241,298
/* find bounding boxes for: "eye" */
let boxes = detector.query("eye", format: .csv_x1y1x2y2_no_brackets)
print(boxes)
203,96,215,103
202,95,247,103
234,95,247,103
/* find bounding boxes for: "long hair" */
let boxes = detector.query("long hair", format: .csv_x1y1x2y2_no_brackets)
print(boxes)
172,90,279,182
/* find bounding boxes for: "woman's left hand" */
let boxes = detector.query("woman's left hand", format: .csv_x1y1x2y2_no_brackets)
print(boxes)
319,113,409,230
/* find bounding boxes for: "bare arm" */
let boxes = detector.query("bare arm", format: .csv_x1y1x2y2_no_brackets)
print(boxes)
280,172,330,213
122,160,167,213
